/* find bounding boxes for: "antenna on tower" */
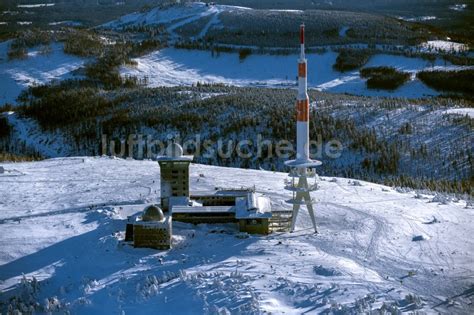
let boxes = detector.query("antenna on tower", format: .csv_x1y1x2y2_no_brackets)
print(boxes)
284,24,322,234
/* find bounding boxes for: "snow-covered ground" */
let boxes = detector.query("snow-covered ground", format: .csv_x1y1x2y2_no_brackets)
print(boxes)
102,2,246,39
103,1,470,55
2,41,466,104
121,48,472,98
48,21,82,27
17,3,55,9
0,157,473,314
0,42,85,105
444,108,474,118
399,16,437,22
420,40,469,53
0,0,471,105
449,4,468,11
4,111,74,157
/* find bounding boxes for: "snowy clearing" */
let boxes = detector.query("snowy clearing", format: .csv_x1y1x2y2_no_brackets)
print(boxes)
48,21,82,26
102,2,248,39
420,40,469,53
444,108,474,118
4,111,74,157
0,42,85,105
17,3,55,9
121,48,472,98
449,4,468,11
0,157,473,314
399,16,437,22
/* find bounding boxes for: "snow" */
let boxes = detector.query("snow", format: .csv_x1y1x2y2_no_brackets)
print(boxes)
165,5,222,38
0,2,471,104
17,3,55,8
121,48,472,98
0,42,85,105
420,40,469,53
449,4,468,11
444,108,474,118
269,9,303,13
339,26,349,37
0,157,473,313
399,16,437,22
5,111,74,157
102,2,247,38
48,20,82,26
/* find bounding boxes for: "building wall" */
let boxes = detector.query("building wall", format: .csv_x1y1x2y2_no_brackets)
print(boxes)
159,161,190,211
125,223,134,242
173,212,237,224
239,219,270,235
190,195,237,206
133,225,171,250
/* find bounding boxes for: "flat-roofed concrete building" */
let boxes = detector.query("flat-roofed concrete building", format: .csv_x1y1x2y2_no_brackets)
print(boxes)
172,189,273,234
172,205,236,224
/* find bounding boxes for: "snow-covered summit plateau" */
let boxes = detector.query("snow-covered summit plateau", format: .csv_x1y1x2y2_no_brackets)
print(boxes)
0,157,473,313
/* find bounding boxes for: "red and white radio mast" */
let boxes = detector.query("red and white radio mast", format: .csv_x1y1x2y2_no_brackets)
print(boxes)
284,24,322,233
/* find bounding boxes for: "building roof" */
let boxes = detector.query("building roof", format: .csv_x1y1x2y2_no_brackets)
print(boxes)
142,204,164,221
172,205,235,214
190,189,253,198
134,215,171,227
156,155,193,162
156,143,194,162
169,196,189,208
235,195,272,219
167,142,183,157
171,190,272,219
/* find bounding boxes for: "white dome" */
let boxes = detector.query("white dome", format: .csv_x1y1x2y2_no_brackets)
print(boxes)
166,143,183,158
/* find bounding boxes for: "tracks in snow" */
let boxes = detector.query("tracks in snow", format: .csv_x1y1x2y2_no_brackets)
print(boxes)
0,199,146,224
165,5,226,39
323,201,386,263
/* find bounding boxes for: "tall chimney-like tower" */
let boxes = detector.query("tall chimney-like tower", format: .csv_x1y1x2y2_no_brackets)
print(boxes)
296,23,310,162
284,24,322,233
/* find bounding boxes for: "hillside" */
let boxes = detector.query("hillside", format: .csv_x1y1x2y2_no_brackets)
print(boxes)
0,0,165,40
1,0,471,45
212,0,474,44
3,86,472,194
0,157,473,314
0,1,472,198
103,2,436,47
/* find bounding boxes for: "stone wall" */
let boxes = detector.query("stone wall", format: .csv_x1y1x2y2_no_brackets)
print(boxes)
133,224,171,250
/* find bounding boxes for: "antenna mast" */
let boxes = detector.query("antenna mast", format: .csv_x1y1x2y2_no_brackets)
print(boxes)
284,24,322,233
